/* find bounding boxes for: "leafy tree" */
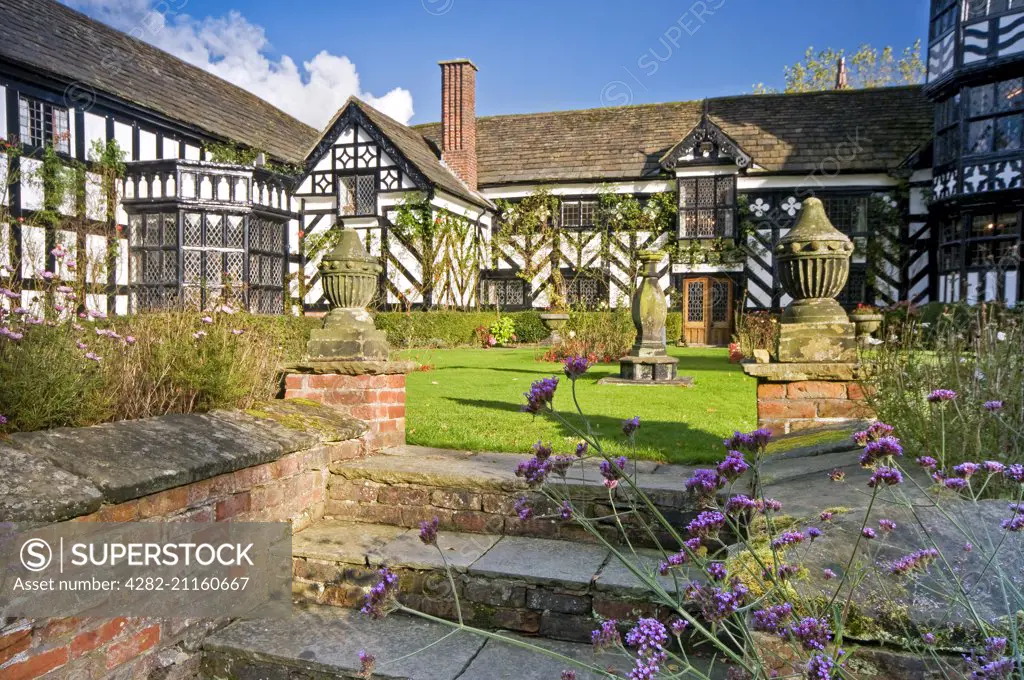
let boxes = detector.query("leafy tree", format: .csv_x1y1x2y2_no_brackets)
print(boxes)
753,41,925,93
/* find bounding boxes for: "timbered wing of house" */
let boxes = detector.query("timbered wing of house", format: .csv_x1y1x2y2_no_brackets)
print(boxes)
294,97,492,311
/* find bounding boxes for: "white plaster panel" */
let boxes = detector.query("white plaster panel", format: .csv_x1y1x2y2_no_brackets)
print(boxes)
966,272,980,305
985,271,999,302
86,234,107,284
1006,271,1018,307
356,127,373,144
138,130,158,161
84,112,106,155
0,85,6,136
86,293,106,315
115,294,128,315
114,122,133,159
21,224,45,278
162,137,180,159
20,158,43,211
117,238,128,286
184,144,201,160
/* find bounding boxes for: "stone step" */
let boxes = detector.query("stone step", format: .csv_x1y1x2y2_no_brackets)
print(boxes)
203,605,733,679
291,520,705,644
326,445,704,548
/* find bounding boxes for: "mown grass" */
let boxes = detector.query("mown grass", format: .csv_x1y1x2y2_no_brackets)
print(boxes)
395,346,756,464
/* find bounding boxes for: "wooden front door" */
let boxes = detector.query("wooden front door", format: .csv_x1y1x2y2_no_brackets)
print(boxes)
683,277,734,346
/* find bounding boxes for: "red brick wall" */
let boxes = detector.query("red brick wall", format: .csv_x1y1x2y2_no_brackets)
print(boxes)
756,380,874,435
284,373,406,451
440,59,478,190
0,438,366,679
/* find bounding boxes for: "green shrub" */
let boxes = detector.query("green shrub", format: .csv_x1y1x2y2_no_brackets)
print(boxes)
866,303,1024,477
372,311,545,348
0,308,285,434
488,316,517,346
734,311,779,356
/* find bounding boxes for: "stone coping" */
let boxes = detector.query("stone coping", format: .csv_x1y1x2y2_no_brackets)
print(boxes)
742,361,863,382
329,445,699,503
283,359,418,375
0,400,365,524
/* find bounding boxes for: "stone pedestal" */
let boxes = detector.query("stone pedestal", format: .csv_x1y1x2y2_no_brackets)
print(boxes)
284,360,415,452
602,251,689,386
776,321,857,363
307,308,388,360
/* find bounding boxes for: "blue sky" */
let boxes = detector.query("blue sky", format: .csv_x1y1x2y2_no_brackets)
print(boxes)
70,0,929,127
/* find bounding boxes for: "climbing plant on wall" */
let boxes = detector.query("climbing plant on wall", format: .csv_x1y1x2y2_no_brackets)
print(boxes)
493,189,562,307
596,187,676,300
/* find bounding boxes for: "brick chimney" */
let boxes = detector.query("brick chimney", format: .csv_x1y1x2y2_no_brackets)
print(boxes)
439,59,478,190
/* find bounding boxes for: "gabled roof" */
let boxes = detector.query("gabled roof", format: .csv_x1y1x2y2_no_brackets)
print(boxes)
0,0,318,163
306,97,491,209
415,86,934,186
660,105,752,170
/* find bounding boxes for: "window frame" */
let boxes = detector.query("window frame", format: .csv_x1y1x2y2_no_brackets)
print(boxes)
677,175,736,240
963,78,1024,158
559,198,599,230
963,0,1024,23
337,172,378,217
18,94,71,154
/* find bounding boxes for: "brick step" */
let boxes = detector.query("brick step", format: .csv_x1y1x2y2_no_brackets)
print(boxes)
291,520,708,645
326,445,704,548
202,605,730,679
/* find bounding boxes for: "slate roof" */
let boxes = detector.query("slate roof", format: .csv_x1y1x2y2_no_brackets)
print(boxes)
415,87,934,186
308,97,490,209
0,0,318,163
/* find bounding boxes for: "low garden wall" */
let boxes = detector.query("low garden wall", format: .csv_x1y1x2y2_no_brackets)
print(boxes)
0,400,372,680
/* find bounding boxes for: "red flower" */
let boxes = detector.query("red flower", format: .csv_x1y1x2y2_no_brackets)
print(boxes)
298,230,305,239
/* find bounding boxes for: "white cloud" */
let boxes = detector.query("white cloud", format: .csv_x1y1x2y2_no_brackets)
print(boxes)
63,0,414,128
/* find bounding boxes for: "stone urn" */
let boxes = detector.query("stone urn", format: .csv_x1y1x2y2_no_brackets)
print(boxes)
849,311,884,345
776,197,854,324
539,312,570,345
306,226,389,360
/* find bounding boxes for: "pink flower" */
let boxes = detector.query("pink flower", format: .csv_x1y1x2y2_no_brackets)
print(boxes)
201,315,213,324
85,352,102,362
124,336,136,345
192,331,207,339
231,329,245,335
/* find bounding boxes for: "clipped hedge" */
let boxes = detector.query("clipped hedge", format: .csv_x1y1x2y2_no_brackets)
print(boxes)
372,311,548,348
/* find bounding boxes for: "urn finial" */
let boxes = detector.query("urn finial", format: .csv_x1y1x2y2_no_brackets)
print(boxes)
775,197,853,324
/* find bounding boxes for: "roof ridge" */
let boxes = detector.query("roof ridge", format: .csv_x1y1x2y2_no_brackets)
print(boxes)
411,84,925,128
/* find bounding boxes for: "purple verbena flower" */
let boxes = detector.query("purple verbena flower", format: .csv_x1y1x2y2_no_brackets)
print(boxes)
419,517,439,546
927,389,957,403
982,461,1006,474
706,562,727,581
759,498,783,513
575,441,588,457
513,496,533,520
725,494,757,514
806,654,839,679
861,436,903,466
984,400,1004,412
599,456,628,484
823,568,837,580
625,618,668,680
515,457,551,487
954,462,979,479
670,619,689,636
563,355,591,380
890,548,939,576
829,469,846,482
916,456,938,470
361,568,399,619
786,616,833,651
561,672,576,680
358,650,375,678
944,477,968,491
622,416,640,436
1001,515,1024,532
878,519,897,533
687,510,726,538
862,527,877,539
591,619,620,651
771,531,806,550
1004,464,1024,483
807,526,822,540
560,500,572,520
685,469,724,499
532,440,553,461
820,511,834,522
922,633,936,644
523,376,558,414
868,466,903,487
716,450,749,481
752,603,793,633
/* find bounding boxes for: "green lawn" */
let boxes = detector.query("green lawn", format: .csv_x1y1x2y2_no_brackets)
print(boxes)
396,346,756,465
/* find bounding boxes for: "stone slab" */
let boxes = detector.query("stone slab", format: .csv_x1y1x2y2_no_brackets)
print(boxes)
369,529,501,572
597,376,694,387
285,360,418,375
593,549,696,595
293,520,408,564
8,409,324,505
457,631,634,680
468,536,609,588
0,442,103,523
742,362,862,382
203,606,484,679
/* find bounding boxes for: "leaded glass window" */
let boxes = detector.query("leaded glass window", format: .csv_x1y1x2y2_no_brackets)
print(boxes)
18,95,70,153
964,78,1024,156
565,271,605,309
678,176,735,239
560,200,598,229
480,276,526,309
339,174,377,216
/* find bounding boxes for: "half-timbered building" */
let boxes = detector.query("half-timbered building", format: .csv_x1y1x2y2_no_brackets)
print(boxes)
0,0,1020,344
